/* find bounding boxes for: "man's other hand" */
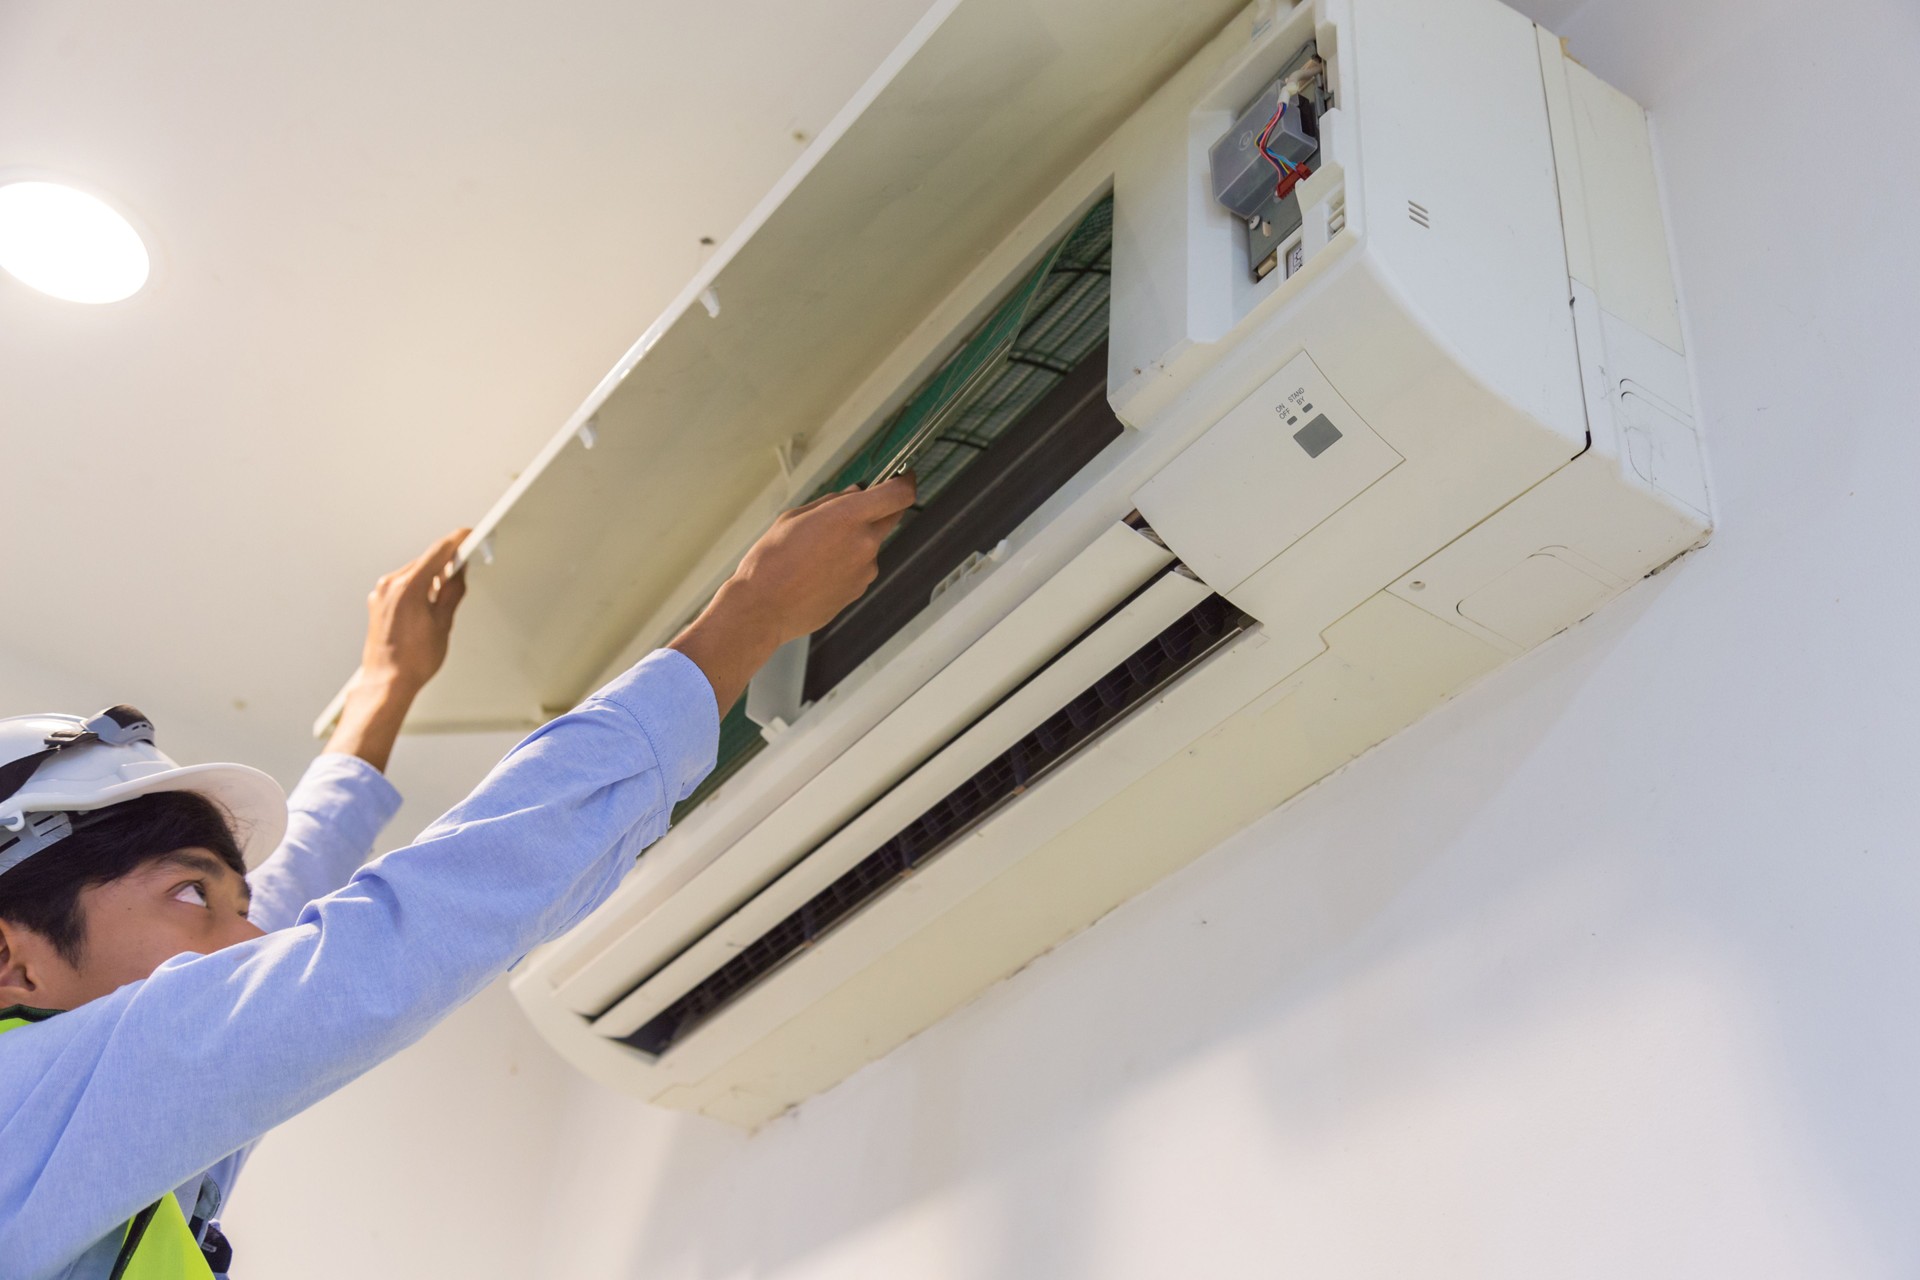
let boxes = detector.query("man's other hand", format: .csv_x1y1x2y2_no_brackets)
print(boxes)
327,528,472,771
671,476,916,715
360,528,472,695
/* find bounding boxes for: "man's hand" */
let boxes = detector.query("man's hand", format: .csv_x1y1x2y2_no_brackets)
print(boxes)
357,528,471,695
326,529,472,772
671,477,916,715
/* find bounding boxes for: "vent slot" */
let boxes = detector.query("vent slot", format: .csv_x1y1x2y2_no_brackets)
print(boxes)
622,593,1250,1057
1408,199,1430,228
805,341,1123,700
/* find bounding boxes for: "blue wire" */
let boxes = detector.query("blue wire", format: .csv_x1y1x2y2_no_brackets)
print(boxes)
1259,101,1292,177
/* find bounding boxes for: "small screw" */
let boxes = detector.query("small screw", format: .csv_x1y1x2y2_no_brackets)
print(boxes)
1409,580,1426,591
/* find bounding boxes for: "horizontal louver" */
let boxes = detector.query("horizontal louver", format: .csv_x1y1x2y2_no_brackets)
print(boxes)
623,592,1248,1057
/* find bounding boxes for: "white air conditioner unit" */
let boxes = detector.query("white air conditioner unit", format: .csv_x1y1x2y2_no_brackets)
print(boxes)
329,0,1711,1126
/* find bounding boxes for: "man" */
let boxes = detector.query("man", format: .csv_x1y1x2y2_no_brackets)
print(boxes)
0,476,916,1279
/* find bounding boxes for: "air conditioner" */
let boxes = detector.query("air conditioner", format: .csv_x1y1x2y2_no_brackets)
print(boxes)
326,0,1710,1126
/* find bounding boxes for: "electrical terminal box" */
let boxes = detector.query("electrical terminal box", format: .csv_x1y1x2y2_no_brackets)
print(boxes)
1209,78,1318,220
1208,44,1328,280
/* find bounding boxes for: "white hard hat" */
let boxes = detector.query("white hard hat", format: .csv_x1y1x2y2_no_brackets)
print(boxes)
0,706,287,877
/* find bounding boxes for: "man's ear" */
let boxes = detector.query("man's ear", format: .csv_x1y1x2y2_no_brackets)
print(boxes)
0,918,49,1009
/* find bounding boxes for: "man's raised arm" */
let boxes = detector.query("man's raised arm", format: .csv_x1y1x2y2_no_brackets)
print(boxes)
0,477,915,1278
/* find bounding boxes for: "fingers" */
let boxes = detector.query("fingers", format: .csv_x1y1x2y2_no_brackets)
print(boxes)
784,484,860,520
399,528,472,604
849,474,917,521
424,527,472,572
787,473,915,528
430,560,469,619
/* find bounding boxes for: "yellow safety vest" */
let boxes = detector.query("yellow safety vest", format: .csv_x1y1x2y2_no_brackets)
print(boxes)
0,1008,216,1280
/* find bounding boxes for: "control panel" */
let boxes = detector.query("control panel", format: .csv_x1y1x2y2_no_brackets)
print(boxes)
1131,351,1403,595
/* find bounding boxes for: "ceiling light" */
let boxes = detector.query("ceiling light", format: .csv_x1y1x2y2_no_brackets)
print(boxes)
0,181,151,304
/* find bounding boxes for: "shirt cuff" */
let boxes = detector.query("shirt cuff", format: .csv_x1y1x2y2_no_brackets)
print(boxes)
593,649,722,803
287,752,405,847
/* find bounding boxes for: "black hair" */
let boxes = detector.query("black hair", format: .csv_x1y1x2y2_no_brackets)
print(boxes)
0,790,245,965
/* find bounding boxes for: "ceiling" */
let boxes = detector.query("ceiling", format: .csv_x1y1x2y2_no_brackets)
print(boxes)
0,0,1592,786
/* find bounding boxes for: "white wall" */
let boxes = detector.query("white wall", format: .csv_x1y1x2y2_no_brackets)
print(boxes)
230,0,1920,1274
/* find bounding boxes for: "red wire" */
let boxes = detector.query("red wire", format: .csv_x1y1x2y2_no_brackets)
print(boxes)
1256,99,1291,197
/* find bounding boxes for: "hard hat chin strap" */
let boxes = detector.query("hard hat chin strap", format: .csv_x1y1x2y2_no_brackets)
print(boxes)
0,807,123,876
0,704,156,831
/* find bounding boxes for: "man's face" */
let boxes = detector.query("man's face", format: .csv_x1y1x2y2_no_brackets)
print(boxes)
7,847,263,1010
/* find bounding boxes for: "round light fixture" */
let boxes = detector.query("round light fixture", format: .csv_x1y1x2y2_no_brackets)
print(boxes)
0,180,151,303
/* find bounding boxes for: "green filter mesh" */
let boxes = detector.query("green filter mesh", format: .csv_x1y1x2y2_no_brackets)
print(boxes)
675,196,1115,824
816,194,1114,519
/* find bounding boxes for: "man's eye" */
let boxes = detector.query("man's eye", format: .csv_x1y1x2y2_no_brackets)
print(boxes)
172,883,208,908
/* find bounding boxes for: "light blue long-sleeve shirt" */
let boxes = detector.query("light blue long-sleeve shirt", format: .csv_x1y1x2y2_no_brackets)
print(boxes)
0,649,718,1280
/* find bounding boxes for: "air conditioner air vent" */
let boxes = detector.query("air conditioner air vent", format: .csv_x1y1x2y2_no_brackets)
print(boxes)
622,591,1251,1057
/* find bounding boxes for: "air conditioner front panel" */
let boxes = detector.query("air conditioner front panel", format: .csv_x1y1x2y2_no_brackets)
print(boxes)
591,567,1219,1042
